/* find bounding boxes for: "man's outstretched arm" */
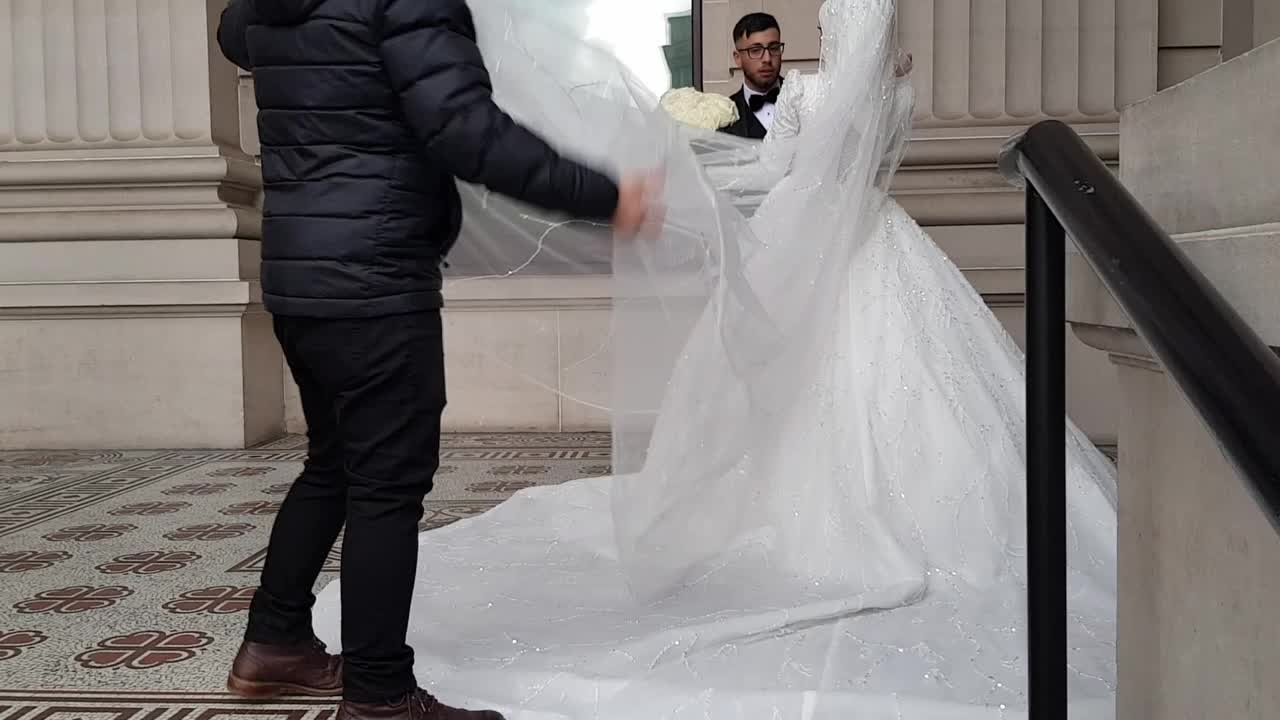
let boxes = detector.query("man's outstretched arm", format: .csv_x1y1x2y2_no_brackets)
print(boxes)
378,0,621,221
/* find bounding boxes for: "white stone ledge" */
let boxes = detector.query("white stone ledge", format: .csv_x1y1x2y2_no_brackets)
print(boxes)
0,238,260,284
0,154,262,242
1121,38,1280,235
0,154,261,188
0,280,259,318
0,208,260,243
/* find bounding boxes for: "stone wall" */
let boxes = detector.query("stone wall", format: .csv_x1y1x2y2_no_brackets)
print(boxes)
0,0,1269,447
0,0,275,449
1069,37,1280,718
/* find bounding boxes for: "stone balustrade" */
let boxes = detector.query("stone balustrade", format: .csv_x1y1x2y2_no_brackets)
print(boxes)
1069,38,1280,719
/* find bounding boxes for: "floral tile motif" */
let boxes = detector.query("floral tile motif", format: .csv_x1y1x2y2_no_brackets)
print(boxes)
44,524,137,542
164,483,235,496
0,430,1111,699
0,630,48,661
208,466,276,478
485,465,550,476
466,480,539,494
0,434,604,694
0,435,599,691
164,524,256,542
15,586,134,615
219,502,281,516
108,502,191,517
162,587,255,615
96,552,202,576
75,631,214,670
0,551,72,573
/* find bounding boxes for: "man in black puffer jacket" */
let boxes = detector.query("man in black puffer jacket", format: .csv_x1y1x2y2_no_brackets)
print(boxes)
216,2,655,718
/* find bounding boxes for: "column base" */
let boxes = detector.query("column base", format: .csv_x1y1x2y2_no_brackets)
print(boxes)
0,282,282,450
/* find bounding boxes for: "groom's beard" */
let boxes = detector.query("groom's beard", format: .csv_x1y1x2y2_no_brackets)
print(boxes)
743,64,780,92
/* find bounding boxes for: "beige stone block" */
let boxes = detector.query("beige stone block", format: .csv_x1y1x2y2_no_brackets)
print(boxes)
557,309,613,431
0,310,281,449
1258,0,1280,46
441,309,561,431
1115,360,1280,720
240,310,286,445
1071,227,1280,348
1078,35,1280,711
1158,0,1225,46
1156,46,1223,88
1065,325,1121,445
0,238,258,283
763,0,820,60
1129,38,1280,233
928,224,1023,269
701,0,735,93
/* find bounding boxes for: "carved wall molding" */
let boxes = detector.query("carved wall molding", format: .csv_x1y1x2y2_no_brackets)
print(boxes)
0,0,243,154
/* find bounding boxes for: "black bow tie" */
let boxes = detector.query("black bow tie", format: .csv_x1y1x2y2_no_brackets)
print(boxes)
748,86,780,112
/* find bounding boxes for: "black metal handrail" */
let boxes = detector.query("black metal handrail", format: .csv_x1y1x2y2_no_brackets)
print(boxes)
998,119,1280,719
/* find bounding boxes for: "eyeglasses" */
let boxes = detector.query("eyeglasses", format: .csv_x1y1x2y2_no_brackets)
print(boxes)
735,42,785,60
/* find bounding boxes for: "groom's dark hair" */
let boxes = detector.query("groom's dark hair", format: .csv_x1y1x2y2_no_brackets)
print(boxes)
733,12,780,42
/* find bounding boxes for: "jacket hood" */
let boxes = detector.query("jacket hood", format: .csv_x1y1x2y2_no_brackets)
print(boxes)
252,0,326,25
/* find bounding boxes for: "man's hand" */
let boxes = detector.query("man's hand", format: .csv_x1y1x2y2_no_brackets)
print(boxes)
613,171,665,238
893,50,913,78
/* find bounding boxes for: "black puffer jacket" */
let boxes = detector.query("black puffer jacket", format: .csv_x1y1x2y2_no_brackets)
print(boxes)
218,0,619,317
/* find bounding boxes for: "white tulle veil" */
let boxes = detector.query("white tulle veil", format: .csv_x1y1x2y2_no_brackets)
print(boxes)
453,0,913,597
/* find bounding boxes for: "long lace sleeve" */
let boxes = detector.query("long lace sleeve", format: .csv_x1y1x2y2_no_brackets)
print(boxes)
769,73,804,145
701,71,805,198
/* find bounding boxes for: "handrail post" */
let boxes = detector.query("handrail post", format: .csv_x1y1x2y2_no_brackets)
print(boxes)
1025,185,1068,720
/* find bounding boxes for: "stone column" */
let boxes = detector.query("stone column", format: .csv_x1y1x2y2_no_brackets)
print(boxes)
0,0,278,449
1071,38,1280,719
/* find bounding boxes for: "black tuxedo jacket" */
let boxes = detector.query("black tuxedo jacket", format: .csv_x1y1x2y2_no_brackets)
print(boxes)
718,79,782,140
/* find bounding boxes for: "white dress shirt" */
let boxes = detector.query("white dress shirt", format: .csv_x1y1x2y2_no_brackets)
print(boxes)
742,84,778,132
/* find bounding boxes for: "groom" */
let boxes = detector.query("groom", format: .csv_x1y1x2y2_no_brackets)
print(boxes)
720,13,785,140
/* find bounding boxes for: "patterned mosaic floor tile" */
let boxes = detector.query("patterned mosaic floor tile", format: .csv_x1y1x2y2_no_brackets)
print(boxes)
0,689,338,720
0,434,609,699
0,430,1111,709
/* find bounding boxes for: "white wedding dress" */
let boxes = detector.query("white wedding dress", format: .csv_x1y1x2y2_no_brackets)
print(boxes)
312,1,1118,717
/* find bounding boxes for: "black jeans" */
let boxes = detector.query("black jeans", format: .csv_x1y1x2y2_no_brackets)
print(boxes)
245,311,446,703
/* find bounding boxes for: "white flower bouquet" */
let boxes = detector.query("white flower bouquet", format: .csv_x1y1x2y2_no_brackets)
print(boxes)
659,87,739,131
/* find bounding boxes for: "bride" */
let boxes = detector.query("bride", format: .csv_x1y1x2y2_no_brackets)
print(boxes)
313,0,1119,717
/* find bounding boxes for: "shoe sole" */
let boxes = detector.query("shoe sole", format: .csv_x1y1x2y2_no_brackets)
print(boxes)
226,674,343,699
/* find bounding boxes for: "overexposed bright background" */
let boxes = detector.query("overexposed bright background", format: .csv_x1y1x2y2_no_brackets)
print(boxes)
582,0,693,95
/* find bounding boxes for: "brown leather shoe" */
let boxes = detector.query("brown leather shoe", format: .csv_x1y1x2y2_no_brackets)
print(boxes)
226,637,342,698
338,689,504,720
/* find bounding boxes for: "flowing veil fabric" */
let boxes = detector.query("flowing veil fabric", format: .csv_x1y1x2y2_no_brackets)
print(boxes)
310,0,1118,717
447,0,915,594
